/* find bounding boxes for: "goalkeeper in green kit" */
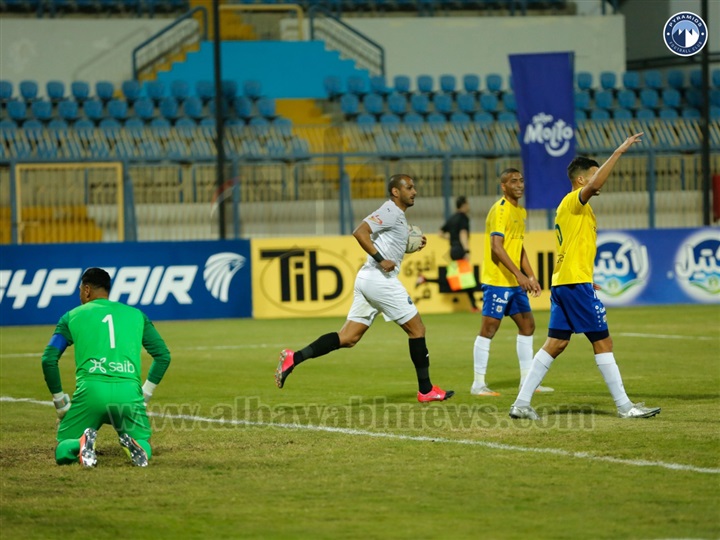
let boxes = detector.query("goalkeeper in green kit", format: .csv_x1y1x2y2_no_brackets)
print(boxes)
41,268,171,467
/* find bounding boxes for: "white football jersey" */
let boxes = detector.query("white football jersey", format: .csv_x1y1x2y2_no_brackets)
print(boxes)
359,200,409,277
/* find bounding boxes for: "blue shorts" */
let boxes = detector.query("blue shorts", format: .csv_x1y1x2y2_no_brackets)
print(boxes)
548,283,609,335
481,285,531,319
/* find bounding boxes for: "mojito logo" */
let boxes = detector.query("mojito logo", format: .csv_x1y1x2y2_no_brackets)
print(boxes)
203,252,245,303
523,113,574,157
259,247,355,314
594,232,649,305
663,12,708,57
673,230,720,303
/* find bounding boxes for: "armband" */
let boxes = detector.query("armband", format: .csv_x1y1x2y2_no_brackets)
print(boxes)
371,252,385,263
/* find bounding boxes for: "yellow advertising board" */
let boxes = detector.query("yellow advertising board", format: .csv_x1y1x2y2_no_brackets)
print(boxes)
252,231,558,319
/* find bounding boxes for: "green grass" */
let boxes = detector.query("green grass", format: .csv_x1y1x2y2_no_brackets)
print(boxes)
1,305,719,539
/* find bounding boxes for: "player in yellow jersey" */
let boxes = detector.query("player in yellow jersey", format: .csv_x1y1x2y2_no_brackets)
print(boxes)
510,133,661,420
471,168,545,396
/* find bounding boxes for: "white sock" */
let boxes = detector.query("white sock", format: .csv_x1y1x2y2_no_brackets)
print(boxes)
595,352,632,411
473,336,491,386
513,349,554,407
516,334,533,385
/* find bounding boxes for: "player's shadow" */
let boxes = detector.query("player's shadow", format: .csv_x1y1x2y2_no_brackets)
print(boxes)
630,392,719,401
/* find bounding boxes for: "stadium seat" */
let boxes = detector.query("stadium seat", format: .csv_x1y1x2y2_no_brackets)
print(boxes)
232,96,252,120
145,81,166,104
450,111,470,124
134,98,155,122
125,117,145,130
196,80,214,103
324,76,343,99
667,70,685,90
661,88,681,109
485,74,502,93
576,71,593,91
74,118,95,131
594,90,614,110
617,90,637,110
639,88,659,109
199,117,216,128
710,106,720,120
19,80,39,101
599,71,616,91
121,80,142,104
590,109,610,120
99,118,121,130
107,99,128,121
636,108,655,119
433,93,453,116
404,112,424,125
184,96,205,120
393,75,411,94
0,80,13,103
222,80,238,100
387,93,408,116
363,93,384,117
160,97,179,120
658,107,679,119
341,93,360,117
31,100,52,122
379,112,401,126
83,100,104,123
95,81,115,104
473,111,494,125
175,117,197,129
256,97,276,119
150,117,171,128
685,89,702,108
23,119,43,136
71,81,90,103
0,119,18,131
681,107,700,119
575,109,588,121
713,69,720,88
426,112,445,124
57,100,79,121
417,74,433,94
243,79,262,100
463,74,480,94
622,71,641,91
439,74,456,94
356,113,376,127
171,80,190,101
249,116,269,127
207,98,231,118
497,111,516,123
613,108,632,120
456,93,477,115
689,69,702,89
369,76,390,97
711,89,720,107
410,94,430,116
644,70,663,90
502,92,516,112
574,91,591,111
347,76,368,97
46,81,65,102
48,119,69,131
479,93,498,113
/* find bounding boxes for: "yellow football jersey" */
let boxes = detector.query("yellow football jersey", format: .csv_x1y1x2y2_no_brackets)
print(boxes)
482,197,527,287
552,188,597,286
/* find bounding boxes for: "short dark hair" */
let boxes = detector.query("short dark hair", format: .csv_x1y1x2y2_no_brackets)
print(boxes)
81,267,112,292
499,168,521,183
567,156,599,182
455,196,467,209
388,174,412,196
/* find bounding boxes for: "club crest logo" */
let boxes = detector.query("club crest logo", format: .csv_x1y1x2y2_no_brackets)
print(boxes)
672,230,720,303
203,252,245,303
594,233,650,305
663,12,708,57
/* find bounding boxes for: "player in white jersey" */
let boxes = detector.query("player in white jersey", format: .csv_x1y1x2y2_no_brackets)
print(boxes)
275,174,454,402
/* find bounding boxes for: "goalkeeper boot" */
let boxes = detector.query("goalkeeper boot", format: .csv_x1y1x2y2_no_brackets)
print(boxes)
78,428,98,468
119,434,149,467
275,349,295,389
509,405,540,420
418,386,454,403
617,402,661,419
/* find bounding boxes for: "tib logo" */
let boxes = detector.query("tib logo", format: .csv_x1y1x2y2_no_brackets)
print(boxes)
672,230,720,303
523,112,574,157
594,232,649,306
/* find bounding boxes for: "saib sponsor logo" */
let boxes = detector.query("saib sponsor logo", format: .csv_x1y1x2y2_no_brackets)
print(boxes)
672,230,720,303
523,113,574,157
594,233,649,305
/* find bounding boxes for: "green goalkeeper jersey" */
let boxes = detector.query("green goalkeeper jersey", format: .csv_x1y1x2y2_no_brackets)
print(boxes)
42,298,171,394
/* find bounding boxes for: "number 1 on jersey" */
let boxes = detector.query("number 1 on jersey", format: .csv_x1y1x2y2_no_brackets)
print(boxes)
102,314,116,349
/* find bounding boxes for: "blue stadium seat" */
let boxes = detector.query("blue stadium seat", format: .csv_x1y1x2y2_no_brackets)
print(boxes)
463,74,480,94
433,93,453,116
485,74,502,93
502,92,516,112
31,100,52,122
622,71,641,91
639,88,659,109
661,88,681,109
667,70,685,90
363,93,384,117
644,70,663,90
74,118,96,131
99,118,121,130
379,113,401,125
456,93,477,115
473,111,493,125
134,98,155,121
207,98,230,118
83,100,104,123
95,81,115,104
574,91,591,111
46,81,65,102
160,97,179,120
387,93,408,116
243,79,262,100
636,108,655,120
196,80,214,103
249,116,269,127
0,119,18,131
257,98,276,119
711,89,720,107
417,74,433,94
617,90,637,110
71,81,90,103
590,109,610,120
341,93,360,117
107,99,128,121
575,109,588,121
176,117,197,129
599,72,616,91
426,112,445,124
439,75,456,94
23,119,43,137
182,96,204,120
347,76,368,97
369,76,390,97
576,72,593,91
150,117,171,128
404,112,424,125
685,89,702,108
681,107,700,119
222,80,238,100
121,80,142,103
613,108,632,120
19,80,38,101
200,117,216,128
125,117,145,130
497,111,516,123
393,75,411,94
658,108,678,119
171,80,190,101
710,106,720,120
410,94,430,115
689,69,702,89
57,100,79,121
594,90,614,110
48,119,69,131
324,76,343,99
479,93,498,113
233,96,253,120
0,80,13,102
450,111,470,124
356,113,376,127
145,81,166,104
713,69,720,88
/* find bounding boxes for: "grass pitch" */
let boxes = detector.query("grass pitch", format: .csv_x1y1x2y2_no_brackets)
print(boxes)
1,305,719,539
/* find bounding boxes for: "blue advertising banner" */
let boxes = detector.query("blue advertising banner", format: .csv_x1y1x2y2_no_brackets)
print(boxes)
509,52,575,210
0,240,252,326
593,228,720,306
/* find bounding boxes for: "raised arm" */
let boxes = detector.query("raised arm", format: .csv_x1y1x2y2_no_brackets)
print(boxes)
580,132,643,203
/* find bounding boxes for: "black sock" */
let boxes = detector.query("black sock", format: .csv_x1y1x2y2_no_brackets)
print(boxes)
409,337,433,394
467,290,477,309
294,332,341,365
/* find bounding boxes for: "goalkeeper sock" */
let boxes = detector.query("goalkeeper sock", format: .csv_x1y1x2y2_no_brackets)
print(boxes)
409,337,433,394
55,439,81,465
294,332,340,365
136,438,153,460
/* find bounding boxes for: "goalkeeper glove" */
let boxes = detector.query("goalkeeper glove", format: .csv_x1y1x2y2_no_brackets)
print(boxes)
52,393,71,420
142,380,157,405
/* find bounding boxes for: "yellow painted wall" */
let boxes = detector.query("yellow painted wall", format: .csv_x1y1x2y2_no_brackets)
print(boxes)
252,231,557,319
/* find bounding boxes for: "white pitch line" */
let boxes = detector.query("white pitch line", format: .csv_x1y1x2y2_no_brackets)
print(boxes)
617,332,717,341
2,395,717,476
